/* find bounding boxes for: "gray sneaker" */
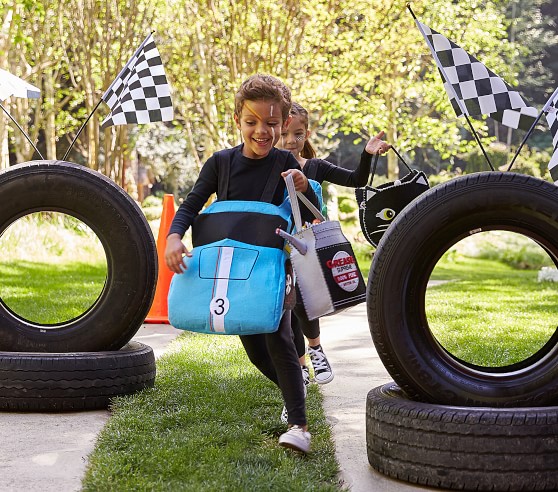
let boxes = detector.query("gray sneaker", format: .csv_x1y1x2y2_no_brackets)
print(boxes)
279,425,311,453
308,345,334,384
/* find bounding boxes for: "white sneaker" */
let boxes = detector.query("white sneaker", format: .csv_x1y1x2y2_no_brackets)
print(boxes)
307,345,334,384
279,425,311,453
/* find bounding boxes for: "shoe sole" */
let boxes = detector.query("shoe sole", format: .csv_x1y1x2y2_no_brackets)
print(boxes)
279,440,310,454
314,372,334,384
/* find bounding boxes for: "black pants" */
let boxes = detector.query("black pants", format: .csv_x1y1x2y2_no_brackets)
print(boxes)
292,286,321,359
239,311,306,426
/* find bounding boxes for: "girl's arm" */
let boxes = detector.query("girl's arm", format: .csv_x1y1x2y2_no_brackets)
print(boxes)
314,131,391,188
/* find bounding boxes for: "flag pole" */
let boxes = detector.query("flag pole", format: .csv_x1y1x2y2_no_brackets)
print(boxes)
408,3,494,171
0,101,44,160
506,86,558,172
62,98,102,161
505,112,545,172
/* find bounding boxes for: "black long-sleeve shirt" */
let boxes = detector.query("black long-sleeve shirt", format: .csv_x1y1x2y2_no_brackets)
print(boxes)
301,150,372,187
169,145,320,238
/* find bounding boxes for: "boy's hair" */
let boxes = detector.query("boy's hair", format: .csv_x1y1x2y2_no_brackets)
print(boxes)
235,74,292,122
291,101,316,159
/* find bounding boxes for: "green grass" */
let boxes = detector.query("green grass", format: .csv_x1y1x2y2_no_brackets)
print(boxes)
0,260,106,324
0,212,107,324
82,334,342,492
427,254,558,367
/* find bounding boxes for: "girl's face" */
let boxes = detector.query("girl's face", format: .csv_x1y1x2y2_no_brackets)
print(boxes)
234,100,287,159
278,115,309,159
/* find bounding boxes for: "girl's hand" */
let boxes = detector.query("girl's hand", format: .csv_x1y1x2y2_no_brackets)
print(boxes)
282,169,308,192
165,233,192,274
365,131,391,155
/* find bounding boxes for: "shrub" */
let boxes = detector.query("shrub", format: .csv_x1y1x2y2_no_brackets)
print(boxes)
141,195,163,208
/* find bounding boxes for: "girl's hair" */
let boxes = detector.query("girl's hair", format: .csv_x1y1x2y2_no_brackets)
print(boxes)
290,102,316,159
235,74,291,121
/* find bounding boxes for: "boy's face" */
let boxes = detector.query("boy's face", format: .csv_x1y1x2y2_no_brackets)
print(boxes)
234,99,290,159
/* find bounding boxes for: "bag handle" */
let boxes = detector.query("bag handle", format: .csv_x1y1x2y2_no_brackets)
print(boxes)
284,173,325,232
368,146,413,187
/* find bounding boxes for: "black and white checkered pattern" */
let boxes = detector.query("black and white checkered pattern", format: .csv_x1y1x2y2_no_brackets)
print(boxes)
101,33,173,129
418,21,537,131
544,93,558,183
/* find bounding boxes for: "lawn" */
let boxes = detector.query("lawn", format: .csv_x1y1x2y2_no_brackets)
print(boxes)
427,250,558,368
81,333,341,492
0,260,106,324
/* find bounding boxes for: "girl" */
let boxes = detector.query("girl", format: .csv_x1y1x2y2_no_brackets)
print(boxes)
277,101,390,386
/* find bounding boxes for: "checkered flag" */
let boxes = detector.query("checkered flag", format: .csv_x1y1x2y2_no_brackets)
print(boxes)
416,20,538,131
101,33,173,130
543,89,558,182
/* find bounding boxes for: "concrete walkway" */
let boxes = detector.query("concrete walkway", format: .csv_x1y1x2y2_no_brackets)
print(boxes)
0,310,440,492
319,304,439,491
0,325,183,492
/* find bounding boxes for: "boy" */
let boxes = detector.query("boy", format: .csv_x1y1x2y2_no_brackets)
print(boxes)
165,74,319,453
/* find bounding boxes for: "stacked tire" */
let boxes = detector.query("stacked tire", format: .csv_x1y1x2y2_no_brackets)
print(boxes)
366,172,558,491
0,161,158,411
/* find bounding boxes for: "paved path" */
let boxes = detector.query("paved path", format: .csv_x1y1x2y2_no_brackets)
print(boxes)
0,325,182,492
0,313,441,491
319,303,439,491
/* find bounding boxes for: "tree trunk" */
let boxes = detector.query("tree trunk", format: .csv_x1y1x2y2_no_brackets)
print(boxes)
0,119,9,169
386,122,399,180
44,74,57,160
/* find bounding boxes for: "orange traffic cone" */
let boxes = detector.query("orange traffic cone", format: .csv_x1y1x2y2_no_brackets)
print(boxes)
144,194,176,324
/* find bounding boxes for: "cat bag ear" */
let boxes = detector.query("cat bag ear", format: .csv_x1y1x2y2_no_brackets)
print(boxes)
355,150,430,247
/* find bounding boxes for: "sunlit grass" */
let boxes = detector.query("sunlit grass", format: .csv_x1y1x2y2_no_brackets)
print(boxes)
427,254,558,367
0,212,107,323
0,260,106,324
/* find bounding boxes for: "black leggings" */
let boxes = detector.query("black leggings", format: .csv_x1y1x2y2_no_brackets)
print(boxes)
239,311,306,426
292,287,321,359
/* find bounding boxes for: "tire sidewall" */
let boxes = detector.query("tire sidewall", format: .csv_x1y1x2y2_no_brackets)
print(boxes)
368,172,558,405
0,161,157,352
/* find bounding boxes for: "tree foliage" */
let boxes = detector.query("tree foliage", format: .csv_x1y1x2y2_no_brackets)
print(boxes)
0,0,556,185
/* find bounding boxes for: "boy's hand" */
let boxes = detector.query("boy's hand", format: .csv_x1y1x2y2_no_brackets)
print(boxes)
282,169,308,192
165,233,192,274
365,131,391,155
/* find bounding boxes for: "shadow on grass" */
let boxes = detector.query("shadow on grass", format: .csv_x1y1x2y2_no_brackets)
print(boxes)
82,333,344,492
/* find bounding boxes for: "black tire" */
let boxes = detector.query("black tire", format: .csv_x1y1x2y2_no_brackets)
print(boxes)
0,160,157,352
0,341,156,411
367,383,558,491
368,172,558,406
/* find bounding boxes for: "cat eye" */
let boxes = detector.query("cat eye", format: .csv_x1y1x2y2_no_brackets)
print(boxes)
376,208,396,221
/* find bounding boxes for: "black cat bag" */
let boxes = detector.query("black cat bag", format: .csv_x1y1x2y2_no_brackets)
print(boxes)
355,148,429,247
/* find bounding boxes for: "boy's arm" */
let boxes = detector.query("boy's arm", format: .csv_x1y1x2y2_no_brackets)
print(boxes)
165,156,219,274
167,155,219,237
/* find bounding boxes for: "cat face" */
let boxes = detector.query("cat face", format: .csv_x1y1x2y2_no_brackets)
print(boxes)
357,170,429,247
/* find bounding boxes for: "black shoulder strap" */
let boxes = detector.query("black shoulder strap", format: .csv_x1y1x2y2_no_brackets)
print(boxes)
260,149,289,202
215,149,232,200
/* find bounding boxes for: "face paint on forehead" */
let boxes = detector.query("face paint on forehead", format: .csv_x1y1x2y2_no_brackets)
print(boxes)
243,101,279,121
